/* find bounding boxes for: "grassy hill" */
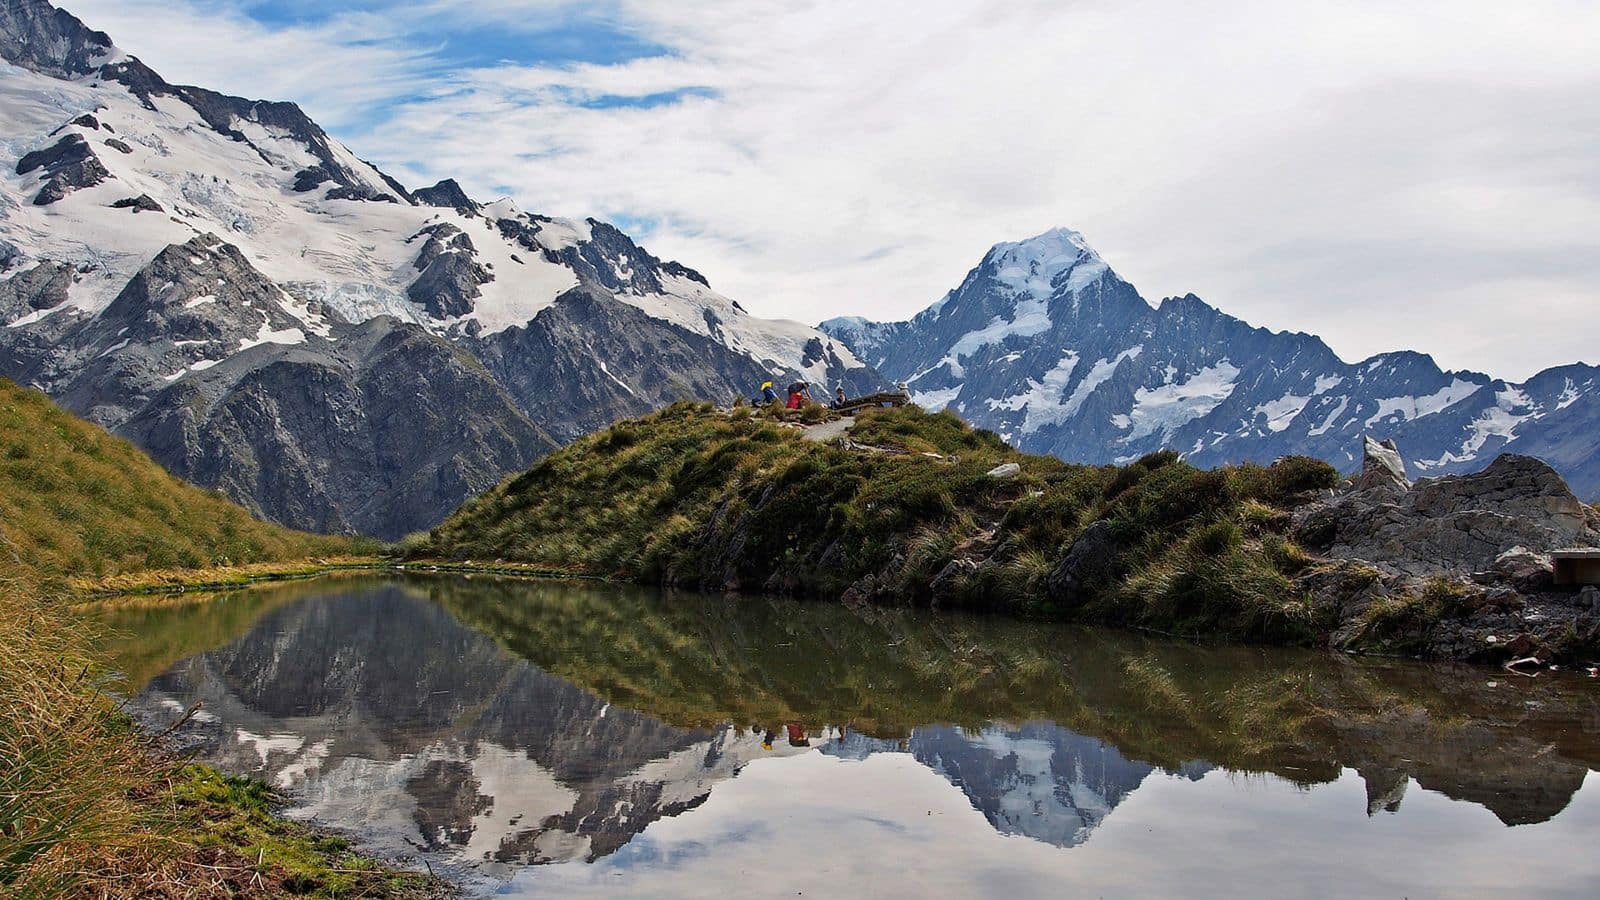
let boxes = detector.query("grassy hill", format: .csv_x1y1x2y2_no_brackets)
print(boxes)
0,380,437,896
421,402,1339,643
0,378,355,591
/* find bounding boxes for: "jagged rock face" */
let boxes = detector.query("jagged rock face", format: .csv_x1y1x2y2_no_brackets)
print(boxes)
407,223,492,319
1352,435,1410,493
823,229,1600,499
3,234,549,537
0,1,880,536
0,260,74,321
109,193,160,212
15,132,109,204
120,321,552,537
0,0,111,78
413,178,479,215
474,287,776,443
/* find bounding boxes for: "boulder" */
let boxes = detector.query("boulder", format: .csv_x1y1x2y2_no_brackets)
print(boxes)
1490,547,1554,594
929,558,978,606
1044,521,1119,609
985,462,1020,479
1351,435,1410,493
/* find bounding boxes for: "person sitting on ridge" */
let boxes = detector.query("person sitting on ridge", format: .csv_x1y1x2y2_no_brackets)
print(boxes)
831,386,848,410
760,380,780,405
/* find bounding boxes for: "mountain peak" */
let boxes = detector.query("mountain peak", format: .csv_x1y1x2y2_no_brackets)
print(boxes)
984,226,1110,300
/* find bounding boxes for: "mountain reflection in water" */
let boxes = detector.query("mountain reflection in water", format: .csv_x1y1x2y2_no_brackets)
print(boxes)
92,576,1600,896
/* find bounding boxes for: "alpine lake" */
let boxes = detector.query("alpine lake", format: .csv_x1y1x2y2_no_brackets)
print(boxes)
86,575,1600,898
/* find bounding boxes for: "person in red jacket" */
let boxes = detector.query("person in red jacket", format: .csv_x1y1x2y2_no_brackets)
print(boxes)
785,381,810,409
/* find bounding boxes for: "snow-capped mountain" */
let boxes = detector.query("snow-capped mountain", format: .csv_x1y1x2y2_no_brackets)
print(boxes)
0,0,877,537
822,228,1600,498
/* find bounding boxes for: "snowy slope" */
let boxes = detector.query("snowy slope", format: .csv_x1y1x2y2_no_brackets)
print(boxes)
823,229,1600,498
0,51,865,384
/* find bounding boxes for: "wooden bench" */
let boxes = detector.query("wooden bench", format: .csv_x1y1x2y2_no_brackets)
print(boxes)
1551,549,1600,586
832,391,912,413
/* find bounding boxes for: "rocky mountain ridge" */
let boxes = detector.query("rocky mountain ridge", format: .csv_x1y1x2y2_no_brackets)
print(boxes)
822,228,1600,499
0,0,877,537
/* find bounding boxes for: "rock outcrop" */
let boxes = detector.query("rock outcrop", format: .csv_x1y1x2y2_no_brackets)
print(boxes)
1294,437,1600,662
1295,442,1600,579
15,132,110,204
406,223,492,319
0,260,74,321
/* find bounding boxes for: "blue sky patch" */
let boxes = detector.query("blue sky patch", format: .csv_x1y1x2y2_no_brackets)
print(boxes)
237,0,673,71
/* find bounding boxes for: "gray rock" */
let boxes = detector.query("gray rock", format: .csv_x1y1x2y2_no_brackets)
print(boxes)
292,166,330,192
1294,452,1600,579
0,0,114,78
930,558,979,606
1490,546,1555,593
413,178,478,214
985,462,1020,479
110,193,162,213
475,285,799,444
324,185,397,203
406,223,491,318
0,261,74,321
1352,435,1410,493
16,133,110,205
1044,521,1119,609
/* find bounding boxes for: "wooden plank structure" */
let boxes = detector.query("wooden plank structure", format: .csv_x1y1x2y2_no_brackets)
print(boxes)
1551,549,1600,586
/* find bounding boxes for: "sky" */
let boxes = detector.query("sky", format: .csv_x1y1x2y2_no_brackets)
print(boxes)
65,0,1600,380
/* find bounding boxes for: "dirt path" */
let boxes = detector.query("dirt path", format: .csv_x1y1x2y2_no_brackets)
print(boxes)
801,416,855,442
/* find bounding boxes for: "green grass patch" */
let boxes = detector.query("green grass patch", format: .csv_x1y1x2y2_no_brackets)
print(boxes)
421,402,1338,642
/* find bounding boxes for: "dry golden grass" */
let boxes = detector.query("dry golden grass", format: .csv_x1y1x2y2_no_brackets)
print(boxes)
69,556,384,598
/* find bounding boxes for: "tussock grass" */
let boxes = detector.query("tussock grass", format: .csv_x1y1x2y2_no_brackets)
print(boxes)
0,378,356,593
422,402,1340,642
0,579,171,897
0,381,440,895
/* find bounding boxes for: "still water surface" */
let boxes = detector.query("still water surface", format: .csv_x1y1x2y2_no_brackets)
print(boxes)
91,576,1600,898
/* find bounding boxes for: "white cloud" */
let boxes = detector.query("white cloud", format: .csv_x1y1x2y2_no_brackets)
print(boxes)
66,0,431,130
61,0,1600,380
